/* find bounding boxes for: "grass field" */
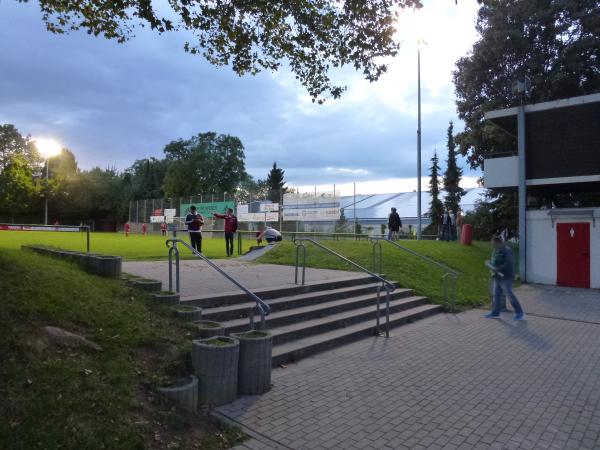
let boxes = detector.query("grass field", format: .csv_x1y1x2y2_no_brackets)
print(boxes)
0,247,245,449
258,240,499,309
0,230,257,260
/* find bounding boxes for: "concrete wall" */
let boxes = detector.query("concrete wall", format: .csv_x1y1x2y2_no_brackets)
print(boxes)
526,208,600,288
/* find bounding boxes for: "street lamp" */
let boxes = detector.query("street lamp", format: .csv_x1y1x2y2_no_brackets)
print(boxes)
35,138,62,225
416,39,425,241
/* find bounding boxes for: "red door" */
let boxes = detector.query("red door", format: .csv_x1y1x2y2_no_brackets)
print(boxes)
557,222,591,288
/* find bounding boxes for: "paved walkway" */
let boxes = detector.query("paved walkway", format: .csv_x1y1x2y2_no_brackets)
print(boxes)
122,259,364,299
221,285,600,450
515,284,600,323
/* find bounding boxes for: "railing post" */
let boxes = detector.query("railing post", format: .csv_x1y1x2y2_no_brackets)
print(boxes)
168,246,173,292
385,285,390,338
86,226,90,253
376,285,381,335
249,308,255,330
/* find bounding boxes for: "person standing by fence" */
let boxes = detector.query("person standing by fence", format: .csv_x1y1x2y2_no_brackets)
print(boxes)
388,207,402,240
185,205,204,253
213,208,238,257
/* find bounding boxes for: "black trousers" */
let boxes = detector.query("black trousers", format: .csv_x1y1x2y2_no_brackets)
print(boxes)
225,231,234,256
189,232,202,253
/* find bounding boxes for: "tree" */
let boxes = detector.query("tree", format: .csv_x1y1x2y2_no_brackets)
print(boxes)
266,162,286,203
428,150,443,231
127,157,168,200
443,121,464,213
335,208,350,233
0,154,39,222
162,132,247,197
26,0,421,102
0,124,40,174
236,175,269,203
453,0,600,169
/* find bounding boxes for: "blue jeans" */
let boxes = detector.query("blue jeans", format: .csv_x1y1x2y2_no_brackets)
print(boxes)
387,229,394,240
492,278,523,316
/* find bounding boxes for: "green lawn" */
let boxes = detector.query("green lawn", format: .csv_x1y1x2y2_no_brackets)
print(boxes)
259,240,496,309
0,248,245,450
0,230,257,260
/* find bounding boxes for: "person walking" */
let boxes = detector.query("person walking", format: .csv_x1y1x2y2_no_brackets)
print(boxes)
160,221,167,237
388,207,402,240
124,222,130,237
185,205,204,253
485,236,524,320
141,223,147,235
213,208,238,257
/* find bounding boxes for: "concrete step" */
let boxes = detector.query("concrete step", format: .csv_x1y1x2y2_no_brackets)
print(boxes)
200,282,406,322
271,304,443,367
226,295,430,344
181,274,376,307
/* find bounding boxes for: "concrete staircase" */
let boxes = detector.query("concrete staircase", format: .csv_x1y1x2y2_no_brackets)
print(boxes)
183,275,442,366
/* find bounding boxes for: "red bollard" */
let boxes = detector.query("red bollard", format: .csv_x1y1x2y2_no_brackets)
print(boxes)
461,224,473,246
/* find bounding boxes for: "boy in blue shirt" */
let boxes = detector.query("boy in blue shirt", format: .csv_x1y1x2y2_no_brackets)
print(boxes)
485,236,524,320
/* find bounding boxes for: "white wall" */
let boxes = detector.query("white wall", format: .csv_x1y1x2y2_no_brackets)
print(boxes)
526,208,600,288
484,156,519,188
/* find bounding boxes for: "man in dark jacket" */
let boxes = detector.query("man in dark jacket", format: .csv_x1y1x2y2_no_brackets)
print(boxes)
388,207,402,240
485,236,524,320
213,208,238,256
185,205,204,253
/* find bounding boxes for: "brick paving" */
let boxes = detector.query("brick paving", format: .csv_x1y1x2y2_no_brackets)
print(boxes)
515,284,600,322
222,287,600,449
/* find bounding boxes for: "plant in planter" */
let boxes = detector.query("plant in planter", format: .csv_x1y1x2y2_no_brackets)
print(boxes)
171,305,202,321
192,320,225,339
150,291,180,305
231,330,273,394
192,336,240,406
157,375,198,413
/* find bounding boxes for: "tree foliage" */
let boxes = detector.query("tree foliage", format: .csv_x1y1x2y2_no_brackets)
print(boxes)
427,150,443,230
442,121,464,214
453,0,600,169
266,162,286,203
162,132,247,197
25,0,422,102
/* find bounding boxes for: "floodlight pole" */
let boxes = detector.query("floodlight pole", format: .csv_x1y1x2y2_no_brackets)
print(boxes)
44,157,49,225
416,42,422,240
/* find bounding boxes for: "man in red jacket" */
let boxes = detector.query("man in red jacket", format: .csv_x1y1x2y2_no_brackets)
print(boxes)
213,208,238,256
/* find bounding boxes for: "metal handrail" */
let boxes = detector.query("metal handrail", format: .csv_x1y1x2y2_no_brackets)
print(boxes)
370,237,459,312
293,237,394,337
165,238,270,330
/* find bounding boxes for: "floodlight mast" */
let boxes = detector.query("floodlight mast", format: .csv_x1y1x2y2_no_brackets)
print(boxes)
416,40,423,240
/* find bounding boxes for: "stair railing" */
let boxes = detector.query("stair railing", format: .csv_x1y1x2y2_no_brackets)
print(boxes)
293,237,395,337
369,237,459,312
166,238,270,330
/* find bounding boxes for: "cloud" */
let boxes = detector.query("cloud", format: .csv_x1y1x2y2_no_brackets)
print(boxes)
0,0,482,192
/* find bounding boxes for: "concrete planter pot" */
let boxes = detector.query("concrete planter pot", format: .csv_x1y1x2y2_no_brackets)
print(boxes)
157,375,198,413
94,256,122,277
193,320,225,339
171,305,202,321
151,291,180,305
192,336,240,406
231,330,273,395
132,278,162,292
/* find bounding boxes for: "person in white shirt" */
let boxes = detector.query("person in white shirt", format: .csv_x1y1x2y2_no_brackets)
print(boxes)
257,224,282,244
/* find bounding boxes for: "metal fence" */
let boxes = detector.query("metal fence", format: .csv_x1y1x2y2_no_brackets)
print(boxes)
127,185,434,237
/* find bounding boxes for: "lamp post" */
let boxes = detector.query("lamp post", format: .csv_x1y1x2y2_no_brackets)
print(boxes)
35,138,62,225
416,40,423,240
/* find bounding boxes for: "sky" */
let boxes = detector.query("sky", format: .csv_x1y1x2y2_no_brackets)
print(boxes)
0,0,482,196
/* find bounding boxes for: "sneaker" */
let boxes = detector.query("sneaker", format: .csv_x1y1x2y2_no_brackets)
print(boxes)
514,313,525,321
485,313,500,319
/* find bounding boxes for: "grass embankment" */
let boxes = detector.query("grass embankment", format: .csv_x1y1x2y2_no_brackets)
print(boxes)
259,240,495,308
0,231,257,261
0,248,244,450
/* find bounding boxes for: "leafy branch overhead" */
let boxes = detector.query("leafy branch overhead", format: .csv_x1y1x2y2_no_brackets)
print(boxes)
24,0,422,102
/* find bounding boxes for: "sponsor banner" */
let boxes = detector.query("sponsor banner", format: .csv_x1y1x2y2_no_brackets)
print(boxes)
237,204,249,215
164,208,176,217
260,203,279,212
0,225,80,232
238,212,279,222
150,215,165,223
283,190,340,207
180,201,235,218
283,207,341,221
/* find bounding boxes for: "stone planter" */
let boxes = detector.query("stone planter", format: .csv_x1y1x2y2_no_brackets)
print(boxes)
171,305,202,321
157,375,198,413
192,336,240,406
231,330,273,395
193,320,225,339
132,278,162,292
94,256,122,277
151,291,180,305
